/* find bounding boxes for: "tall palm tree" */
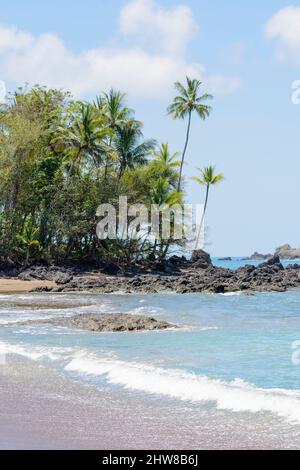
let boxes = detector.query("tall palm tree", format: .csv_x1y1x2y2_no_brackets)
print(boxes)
114,122,156,177
192,166,224,250
167,77,213,191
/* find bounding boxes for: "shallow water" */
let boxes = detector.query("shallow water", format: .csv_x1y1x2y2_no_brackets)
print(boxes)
1,290,300,448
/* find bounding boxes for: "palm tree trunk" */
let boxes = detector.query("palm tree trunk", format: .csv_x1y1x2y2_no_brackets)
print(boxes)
104,156,109,179
195,184,210,250
177,110,192,192
119,158,126,178
104,136,112,180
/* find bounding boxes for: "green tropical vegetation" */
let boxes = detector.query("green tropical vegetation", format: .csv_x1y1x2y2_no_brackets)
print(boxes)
0,79,221,269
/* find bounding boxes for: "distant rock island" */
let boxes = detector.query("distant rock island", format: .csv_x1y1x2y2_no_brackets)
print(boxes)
244,245,300,261
274,244,300,260
243,252,272,261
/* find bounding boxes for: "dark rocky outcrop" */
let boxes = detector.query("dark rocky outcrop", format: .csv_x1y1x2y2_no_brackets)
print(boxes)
2,247,300,296
30,255,300,295
17,313,176,333
191,250,212,269
18,266,74,284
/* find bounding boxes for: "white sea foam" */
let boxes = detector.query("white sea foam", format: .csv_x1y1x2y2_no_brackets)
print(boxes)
65,353,300,423
0,340,72,362
220,292,242,297
177,326,219,333
3,337,300,424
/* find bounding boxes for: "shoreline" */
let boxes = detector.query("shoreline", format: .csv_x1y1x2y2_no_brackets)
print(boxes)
1,255,300,296
0,279,57,294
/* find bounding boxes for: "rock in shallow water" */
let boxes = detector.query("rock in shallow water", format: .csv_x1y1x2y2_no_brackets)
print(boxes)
18,313,177,333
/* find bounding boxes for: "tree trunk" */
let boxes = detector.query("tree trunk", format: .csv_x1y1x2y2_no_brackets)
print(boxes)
177,110,192,192
195,184,210,250
104,136,112,180
119,158,126,178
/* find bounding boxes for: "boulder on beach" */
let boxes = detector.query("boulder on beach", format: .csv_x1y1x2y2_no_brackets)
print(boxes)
191,250,212,269
18,266,73,284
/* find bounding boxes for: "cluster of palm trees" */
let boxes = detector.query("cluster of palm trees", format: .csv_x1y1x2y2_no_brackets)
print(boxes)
59,76,225,251
52,75,223,252
52,89,156,179
168,76,224,250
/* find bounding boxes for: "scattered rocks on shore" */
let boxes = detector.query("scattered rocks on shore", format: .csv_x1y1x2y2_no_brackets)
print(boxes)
18,313,176,333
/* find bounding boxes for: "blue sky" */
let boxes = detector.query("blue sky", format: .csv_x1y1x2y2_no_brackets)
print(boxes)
0,0,300,256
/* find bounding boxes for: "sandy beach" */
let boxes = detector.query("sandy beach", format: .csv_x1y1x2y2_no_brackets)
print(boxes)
1,356,299,450
0,279,56,294
0,359,220,450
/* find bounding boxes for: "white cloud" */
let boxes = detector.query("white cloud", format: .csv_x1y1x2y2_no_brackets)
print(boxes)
265,6,300,63
120,0,197,56
0,0,240,98
0,25,32,52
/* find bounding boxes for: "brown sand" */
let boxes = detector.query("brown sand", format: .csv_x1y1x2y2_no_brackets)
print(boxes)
0,279,56,294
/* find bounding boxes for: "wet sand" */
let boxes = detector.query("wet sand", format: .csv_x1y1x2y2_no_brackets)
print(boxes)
0,279,56,294
0,359,211,450
0,358,298,450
